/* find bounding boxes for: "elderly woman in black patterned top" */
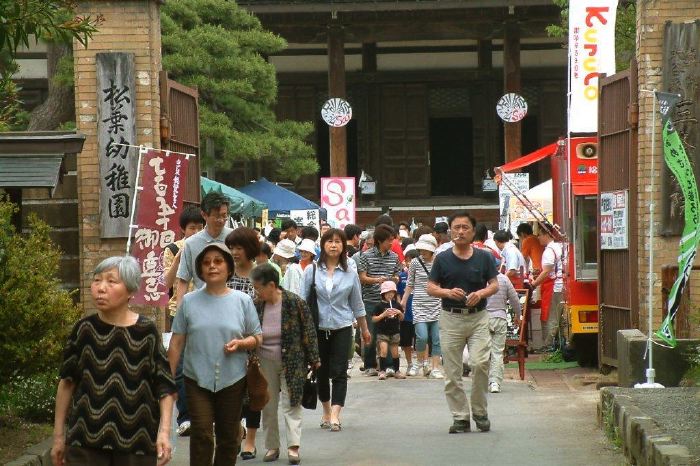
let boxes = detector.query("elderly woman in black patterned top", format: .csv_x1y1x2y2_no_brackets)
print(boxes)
52,256,176,466
225,226,262,460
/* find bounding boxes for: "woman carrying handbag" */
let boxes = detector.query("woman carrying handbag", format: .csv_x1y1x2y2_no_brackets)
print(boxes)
301,229,371,433
250,263,320,465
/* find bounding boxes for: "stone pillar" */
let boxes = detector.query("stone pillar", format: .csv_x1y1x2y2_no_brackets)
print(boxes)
328,23,347,177
503,20,522,163
73,0,162,312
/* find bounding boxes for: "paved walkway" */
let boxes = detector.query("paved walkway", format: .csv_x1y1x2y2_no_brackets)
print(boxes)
170,363,624,466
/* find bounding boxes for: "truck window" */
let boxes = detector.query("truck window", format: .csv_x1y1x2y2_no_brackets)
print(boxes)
574,195,597,280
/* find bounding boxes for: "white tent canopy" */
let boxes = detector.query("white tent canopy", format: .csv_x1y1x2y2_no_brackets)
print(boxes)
508,179,553,231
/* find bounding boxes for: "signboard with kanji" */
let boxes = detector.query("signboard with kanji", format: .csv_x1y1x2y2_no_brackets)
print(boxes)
97,52,137,238
290,209,320,229
600,190,628,250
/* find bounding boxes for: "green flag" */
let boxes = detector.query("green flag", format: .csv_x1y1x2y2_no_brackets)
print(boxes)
654,91,698,347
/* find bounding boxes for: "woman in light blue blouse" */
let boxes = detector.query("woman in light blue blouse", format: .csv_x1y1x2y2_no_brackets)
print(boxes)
302,228,371,432
168,243,262,466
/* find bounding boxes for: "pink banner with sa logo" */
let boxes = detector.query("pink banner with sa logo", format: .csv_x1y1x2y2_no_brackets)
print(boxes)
131,149,189,306
321,177,355,230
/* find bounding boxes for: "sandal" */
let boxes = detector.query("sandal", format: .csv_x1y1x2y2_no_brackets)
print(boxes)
320,419,331,429
330,422,342,432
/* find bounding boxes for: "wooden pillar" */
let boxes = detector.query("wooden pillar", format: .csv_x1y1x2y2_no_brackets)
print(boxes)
328,23,347,177
362,43,377,72
477,40,493,69
503,20,522,163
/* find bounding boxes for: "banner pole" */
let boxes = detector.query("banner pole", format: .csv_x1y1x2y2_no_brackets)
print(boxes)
125,145,147,255
636,89,663,388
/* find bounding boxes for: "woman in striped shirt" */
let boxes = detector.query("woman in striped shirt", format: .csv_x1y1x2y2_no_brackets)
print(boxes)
401,234,444,378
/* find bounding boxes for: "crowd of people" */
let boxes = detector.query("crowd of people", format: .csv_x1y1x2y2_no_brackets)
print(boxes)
50,190,565,466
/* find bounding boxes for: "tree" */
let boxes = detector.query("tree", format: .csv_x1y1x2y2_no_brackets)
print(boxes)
546,0,636,71
0,200,81,380
0,0,101,131
161,0,318,180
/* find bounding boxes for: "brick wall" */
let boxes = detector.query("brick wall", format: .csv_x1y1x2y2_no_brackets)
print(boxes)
636,1,700,336
73,0,162,314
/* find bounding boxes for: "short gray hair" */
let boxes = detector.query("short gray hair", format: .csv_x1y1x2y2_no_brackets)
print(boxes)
93,256,142,293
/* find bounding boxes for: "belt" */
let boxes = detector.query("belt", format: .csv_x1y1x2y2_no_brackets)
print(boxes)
443,307,483,315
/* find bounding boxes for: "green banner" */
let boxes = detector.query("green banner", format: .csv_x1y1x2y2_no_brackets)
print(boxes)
655,92,699,347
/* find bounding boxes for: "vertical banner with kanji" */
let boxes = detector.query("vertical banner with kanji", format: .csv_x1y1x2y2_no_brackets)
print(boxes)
321,177,355,230
568,1,618,133
97,52,137,238
131,150,190,306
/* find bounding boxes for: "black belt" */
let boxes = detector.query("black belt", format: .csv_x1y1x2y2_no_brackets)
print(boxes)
443,307,483,315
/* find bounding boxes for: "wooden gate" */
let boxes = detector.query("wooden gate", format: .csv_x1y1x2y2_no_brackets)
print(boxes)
160,71,201,205
597,60,639,367
379,84,430,198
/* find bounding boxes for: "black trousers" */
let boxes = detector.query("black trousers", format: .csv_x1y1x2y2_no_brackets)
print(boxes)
317,326,352,407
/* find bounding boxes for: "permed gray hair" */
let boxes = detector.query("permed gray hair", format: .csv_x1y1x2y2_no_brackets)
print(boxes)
93,256,142,293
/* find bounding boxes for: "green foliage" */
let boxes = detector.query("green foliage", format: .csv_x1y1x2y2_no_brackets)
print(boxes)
0,200,81,381
543,349,564,363
0,371,58,423
0,0,100,132
161,0,318,180
602,396,623,449
546,0,637,71
0,78,29,132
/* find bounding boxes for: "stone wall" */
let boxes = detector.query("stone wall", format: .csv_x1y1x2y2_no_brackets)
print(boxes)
636,1,700,337
73,0,162,311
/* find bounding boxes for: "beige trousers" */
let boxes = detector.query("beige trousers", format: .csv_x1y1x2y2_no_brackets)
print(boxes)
439,309,490,421
260,357,303,450
488,317,508,386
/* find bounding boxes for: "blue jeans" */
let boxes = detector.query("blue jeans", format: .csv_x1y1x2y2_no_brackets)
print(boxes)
415,320,441,356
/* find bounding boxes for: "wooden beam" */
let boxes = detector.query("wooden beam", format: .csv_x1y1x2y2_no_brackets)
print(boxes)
328,24,347,177
503,20,522,164
241,1,556,14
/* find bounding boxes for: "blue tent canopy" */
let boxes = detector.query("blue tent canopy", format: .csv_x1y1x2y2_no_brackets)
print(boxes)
239,177,319,217
200,176,267,218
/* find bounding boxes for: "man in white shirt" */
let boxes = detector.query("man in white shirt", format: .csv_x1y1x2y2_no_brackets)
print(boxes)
492,230,527,289
530,226,564,351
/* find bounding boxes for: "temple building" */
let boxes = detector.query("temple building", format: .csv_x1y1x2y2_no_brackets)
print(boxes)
234,0,567,222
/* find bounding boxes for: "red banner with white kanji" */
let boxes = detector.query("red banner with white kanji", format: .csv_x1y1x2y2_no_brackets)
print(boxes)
131,149,189,306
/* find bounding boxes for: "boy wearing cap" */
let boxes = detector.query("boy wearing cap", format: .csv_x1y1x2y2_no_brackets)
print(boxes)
272,238,303,295
372,281,407,380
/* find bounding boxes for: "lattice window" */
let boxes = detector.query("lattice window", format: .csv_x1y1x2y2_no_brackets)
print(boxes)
428,87,470,117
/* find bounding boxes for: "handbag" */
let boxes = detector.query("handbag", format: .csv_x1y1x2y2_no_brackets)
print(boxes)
246,352,270,411
301,369,318,410
306,263,320,330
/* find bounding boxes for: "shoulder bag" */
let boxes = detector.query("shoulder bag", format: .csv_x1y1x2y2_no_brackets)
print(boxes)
246,351,270,411
306,262,320,330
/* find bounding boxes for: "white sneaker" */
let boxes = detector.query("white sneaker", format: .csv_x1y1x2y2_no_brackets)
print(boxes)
365,368,378,376
386,368,395,378
422,364,432,377
429,368,444,379
407,363,420,376
489,382,501,393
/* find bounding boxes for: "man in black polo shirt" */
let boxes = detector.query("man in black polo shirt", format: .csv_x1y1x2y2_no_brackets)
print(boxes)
428,211,498,434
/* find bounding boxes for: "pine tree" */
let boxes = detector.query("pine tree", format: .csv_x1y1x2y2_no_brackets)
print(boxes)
161,0,318,180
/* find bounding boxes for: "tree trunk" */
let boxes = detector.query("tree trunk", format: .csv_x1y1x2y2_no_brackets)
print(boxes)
27,41,75,131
